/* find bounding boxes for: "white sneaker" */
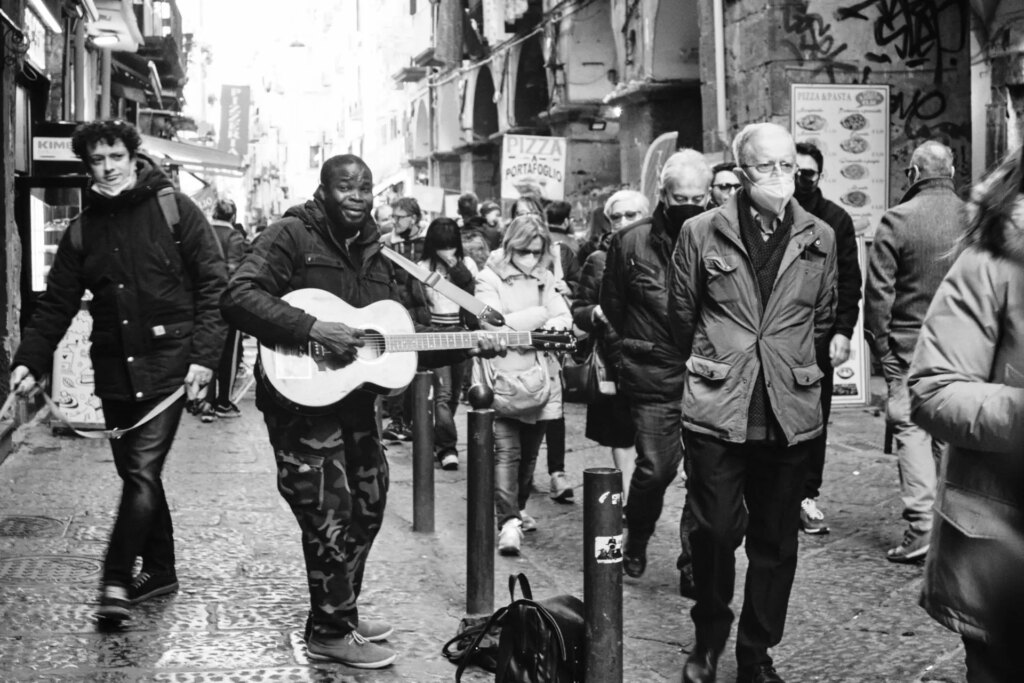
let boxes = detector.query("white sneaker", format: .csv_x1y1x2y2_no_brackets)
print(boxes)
520,510,538,532
498,519,523,556
549,471,574,502
800,497,829,535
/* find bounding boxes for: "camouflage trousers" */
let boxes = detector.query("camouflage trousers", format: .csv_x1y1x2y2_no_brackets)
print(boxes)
262,402,388,638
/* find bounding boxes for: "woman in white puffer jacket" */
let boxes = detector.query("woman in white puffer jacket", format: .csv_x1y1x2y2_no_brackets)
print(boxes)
474,214,572,556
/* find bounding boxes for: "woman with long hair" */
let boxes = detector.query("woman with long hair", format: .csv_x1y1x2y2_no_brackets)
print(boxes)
909,147,1024,681
475,215,572,556
417,218,478,470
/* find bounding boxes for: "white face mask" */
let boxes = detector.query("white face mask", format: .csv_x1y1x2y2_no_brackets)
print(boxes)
747,173,795,216
512,254,540,273
93,166,137,197
437,248,457,262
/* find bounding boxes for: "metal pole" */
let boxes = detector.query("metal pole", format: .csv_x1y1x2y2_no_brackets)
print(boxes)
584,467,624,682
411,371,434,533
465,383,494,615
99,49,112,119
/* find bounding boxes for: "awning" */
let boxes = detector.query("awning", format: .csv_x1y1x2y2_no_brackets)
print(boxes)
141,134,246,177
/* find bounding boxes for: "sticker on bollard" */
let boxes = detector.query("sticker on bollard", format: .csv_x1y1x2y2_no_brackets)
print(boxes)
595,535,623,563
597,491,622,506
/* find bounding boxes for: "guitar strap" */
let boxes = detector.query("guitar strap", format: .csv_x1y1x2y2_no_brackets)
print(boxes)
380,246,506,327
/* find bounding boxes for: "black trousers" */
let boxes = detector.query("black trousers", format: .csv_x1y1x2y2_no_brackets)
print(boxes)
803,344,833,499
683,430,809,670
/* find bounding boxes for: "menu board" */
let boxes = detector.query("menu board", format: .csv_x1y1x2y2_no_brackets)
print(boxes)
790,84,890,239
51,303,105,430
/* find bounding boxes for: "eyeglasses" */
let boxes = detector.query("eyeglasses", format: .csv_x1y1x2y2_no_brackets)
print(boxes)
393,213,413,220
514,248,544,257
609,211,641,222
712,183,741,192
742,160,797,175
796,169,820,181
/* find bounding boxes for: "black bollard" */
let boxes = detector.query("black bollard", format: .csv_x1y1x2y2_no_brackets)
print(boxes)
466,383,495,615
411,371,434,533
583,467,624,681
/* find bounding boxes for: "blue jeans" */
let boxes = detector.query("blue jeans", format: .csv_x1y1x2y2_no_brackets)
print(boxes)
626,400,685,540
101,393,185,586
432,360,467,455
493,418,547,526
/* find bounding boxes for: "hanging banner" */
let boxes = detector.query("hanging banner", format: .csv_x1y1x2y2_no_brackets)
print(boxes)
790,83,890,239
219,85,251,158
501,134,567,201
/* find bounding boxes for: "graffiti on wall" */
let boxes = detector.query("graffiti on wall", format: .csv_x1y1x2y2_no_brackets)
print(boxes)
780,0,971,201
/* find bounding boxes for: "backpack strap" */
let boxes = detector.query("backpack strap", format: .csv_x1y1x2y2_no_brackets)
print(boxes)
158,186,226,261
509,572,533,601
454,606,508,682
69,215,84,253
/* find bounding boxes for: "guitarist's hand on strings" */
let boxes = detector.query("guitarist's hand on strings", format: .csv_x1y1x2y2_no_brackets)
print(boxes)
310,320,366,367
468,331,508,359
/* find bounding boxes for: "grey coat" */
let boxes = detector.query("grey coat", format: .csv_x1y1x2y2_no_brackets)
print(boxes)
864,177,963,369
909,197,1024,645
668,194,837,445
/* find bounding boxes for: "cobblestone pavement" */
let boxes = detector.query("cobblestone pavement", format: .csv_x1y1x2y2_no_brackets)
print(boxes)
0,385,965,682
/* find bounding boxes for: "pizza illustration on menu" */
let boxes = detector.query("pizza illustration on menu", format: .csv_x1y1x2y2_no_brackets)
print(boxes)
790,84,890,240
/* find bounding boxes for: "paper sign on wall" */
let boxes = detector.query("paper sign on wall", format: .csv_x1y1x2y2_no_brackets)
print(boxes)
501,134,567,201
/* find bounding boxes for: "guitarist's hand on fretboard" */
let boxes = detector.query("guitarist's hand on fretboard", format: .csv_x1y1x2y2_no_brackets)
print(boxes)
309,320,366,367
467,331,509,359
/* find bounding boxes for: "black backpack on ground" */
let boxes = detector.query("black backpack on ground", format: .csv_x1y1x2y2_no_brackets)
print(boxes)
451,573,585,682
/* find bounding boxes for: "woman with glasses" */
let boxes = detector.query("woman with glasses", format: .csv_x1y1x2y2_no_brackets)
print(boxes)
571,189,649,501
475,215,572,556
415,218,479,470
710,162,742,208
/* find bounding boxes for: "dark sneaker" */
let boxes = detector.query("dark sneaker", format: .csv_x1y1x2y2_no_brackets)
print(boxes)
549,471,574,503
129,571,179,604
307,631,397,668
356,618,394,642
623,533,648,578
438,451,459,470
382,420,411,442
214,402,242,418
738,664,786,683
800,498,830,535
887,528,930,563
95,585,130,621
199,403,217,423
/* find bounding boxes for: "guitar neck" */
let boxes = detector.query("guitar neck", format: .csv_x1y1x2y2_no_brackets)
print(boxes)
379,330,534,352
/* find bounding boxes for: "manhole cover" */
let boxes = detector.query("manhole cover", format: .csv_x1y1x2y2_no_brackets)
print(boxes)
0,555,102,583
0,515,66,538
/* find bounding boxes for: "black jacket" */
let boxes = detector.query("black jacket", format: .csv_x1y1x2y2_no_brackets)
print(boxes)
221,198,447,413
211,219,248,277
600,204,688,402
13,156,228,401
571,234,623,372
795,188,862,339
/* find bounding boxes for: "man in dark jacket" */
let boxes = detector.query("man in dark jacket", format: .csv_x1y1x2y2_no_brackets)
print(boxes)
669,123,837,683
601,149,712,581
220,154,502,669
864,140,961,564
793,142,862,535
205,199,249,420
9,120,227,622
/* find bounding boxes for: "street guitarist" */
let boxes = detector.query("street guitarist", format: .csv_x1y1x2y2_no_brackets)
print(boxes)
220,154,505,669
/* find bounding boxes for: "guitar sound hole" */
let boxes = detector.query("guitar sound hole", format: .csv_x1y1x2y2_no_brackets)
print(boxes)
358,328,384,360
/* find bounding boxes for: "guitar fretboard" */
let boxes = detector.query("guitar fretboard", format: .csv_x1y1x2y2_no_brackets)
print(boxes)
364,331,535,352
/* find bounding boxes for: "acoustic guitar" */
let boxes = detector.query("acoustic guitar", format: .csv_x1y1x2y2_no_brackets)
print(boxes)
258,288,575,409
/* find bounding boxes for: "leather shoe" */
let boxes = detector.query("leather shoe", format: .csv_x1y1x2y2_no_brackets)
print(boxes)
623,534,648,578
682,648,717,683
737,664,785,683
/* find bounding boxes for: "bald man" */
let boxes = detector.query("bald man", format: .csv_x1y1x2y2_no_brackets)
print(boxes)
865,140,962,564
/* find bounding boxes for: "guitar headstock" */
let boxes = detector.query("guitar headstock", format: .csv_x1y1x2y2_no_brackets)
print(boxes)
531,329,577,352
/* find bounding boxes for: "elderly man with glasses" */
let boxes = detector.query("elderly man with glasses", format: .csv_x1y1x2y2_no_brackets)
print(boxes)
601,149,713,586
668,123,837,683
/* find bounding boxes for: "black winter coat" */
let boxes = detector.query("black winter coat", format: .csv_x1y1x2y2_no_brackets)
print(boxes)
571,235,623,372
795,188,862,339
600,205,687,403
13,157,228,401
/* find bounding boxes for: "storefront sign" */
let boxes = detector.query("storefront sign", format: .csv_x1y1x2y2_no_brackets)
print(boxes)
501,134,567,201
219,85,251,157
32,137,76,162
790,84,890,238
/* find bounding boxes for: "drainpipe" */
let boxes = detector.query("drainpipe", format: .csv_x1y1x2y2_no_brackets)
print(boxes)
713,0,727,152
100,49,112,119
74,17,86,121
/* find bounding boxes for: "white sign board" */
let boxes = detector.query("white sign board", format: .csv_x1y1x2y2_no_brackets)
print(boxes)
33,137,77,162
790,84,890,238
501,134,567,201
831,237,871,407
409,184,446,214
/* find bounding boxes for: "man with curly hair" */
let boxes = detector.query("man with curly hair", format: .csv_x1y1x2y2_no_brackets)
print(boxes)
9,119,228,622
